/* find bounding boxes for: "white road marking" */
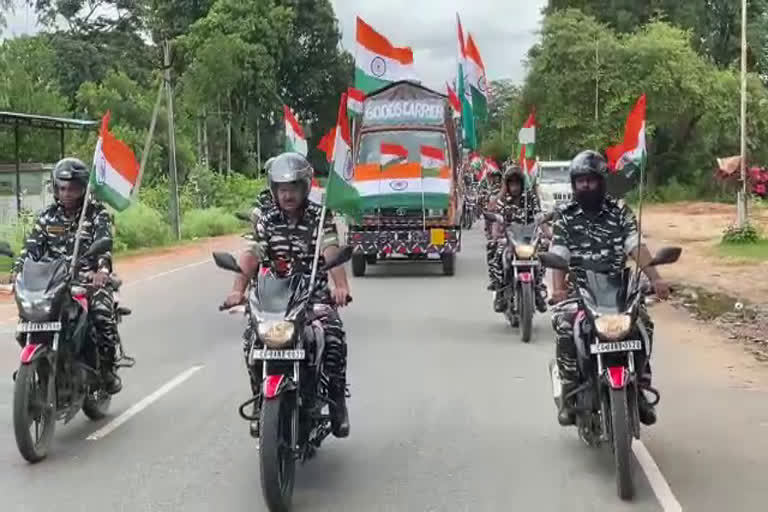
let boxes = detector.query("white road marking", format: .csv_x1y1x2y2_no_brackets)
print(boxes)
124,259,211,287
633,440,683,512
86,365,204,441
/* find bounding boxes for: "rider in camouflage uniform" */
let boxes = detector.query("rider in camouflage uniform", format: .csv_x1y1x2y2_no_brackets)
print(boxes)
489,165,547,313
13,158,122,394
479,164,503,290
223,152,351,439
549,150,670,427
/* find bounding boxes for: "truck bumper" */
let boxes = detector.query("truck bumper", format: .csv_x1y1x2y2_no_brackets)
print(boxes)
346,227,461,255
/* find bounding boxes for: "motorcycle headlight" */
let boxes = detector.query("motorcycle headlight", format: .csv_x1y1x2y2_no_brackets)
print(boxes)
515,244,535,259
257,320,295,348
595,314,631,341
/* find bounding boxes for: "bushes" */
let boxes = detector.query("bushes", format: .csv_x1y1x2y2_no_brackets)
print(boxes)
181,207,241,239
114,202,173,251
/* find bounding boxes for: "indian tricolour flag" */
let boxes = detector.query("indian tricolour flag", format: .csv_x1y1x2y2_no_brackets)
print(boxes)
355,17,416,93
465,33,488,121
325,93,361,218
380,143,409,169
284,105,307,156
606,94,646,175
91,111,139,211
519,111,537,187
347,87,365,117
420,145,446,178
456,13,476,150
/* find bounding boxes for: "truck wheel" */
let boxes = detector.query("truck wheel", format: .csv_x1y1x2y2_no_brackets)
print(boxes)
352,253,366,277
441,253,455,276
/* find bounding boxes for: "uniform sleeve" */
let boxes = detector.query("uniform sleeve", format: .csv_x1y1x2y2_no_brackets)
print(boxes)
530,190,542,215
93,207,114,273
249,215,269,260
620,205,641,255
12,214,48,274
319,211,339,251
549,209,571,261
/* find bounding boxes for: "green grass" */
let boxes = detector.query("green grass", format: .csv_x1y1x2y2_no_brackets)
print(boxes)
717,239,768,261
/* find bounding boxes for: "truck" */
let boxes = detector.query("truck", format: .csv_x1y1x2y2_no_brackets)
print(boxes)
536,160,572,213
346,81,462,277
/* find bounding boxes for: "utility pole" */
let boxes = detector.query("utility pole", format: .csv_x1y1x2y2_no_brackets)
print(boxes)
256,115,262,176
595,39,600,122
226,111,232,175
164,40,182,240
738,0,749,227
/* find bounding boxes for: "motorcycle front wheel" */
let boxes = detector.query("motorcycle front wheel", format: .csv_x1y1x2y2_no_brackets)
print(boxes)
13,359,56,463
519,283,534,343
260,392,296,512
609,387,635,500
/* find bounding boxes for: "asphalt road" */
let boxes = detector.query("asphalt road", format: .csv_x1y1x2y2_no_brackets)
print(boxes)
0,229,766,511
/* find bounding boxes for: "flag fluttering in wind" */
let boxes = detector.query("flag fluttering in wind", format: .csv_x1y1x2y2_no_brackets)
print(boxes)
380,143,409,169
347,87,365,116
465,34,488,121
518,110,537,187
446,83,461,113
606,94,647,175
284,105,307,156
325,93,361,217
91,111,139,211
355,17,416,93
317,127,337,163
456,13,476,150
420,145,446,178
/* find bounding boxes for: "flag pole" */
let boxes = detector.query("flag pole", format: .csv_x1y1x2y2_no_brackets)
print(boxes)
70,176,95,277
634,153,647,284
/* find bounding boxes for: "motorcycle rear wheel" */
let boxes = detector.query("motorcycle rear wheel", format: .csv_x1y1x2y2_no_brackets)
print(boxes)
13,360,56,463
260,393,296,512
609,387,635,500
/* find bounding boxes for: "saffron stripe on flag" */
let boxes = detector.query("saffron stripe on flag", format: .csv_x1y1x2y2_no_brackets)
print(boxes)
356,17,413,64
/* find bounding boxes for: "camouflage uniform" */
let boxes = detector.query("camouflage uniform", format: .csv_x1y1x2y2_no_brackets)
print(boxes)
489,190,547,305
243,201,347,395
478,176,502,285
550,196,654,387
13,202,119,357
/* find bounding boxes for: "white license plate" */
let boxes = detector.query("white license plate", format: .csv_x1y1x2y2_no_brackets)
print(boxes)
16,322,61,333
512,260,539,266
590,340,642,354
251,349,306,361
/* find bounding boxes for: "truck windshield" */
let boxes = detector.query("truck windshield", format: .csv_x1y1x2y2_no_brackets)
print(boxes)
358,131,448,165
539,166,570,184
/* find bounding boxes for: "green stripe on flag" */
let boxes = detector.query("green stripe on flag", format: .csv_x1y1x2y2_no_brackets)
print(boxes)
421,168,442,178
354,68,391,94
325,169,362,218
361,193,450,211
92,182,132,211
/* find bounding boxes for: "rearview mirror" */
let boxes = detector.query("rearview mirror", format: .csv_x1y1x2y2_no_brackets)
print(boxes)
234,212,251,222
539,252,569,271
322,246,354,271
483,212,504,224
0,241,14,258
82,238,112,259
647,246,682,267
212,252,243,274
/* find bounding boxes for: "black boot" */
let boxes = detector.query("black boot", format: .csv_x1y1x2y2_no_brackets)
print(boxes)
101,346,122,395
558,382,578,426
493,291,506,313
329,382,350,438
637,390,657,426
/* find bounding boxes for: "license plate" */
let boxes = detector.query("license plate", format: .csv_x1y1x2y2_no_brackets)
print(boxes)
430,228,445,246
16,322,61,333
511,260,539,266
251,349,306,361
590,340,642,354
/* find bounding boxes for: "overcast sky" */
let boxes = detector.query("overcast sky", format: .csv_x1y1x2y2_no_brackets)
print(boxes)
4,0,546,88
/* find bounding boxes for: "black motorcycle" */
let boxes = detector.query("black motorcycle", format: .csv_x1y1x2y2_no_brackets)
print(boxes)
213,247,353,512
10,237,134,463
540,247,680,500
485,214,543,342
461,191,476,230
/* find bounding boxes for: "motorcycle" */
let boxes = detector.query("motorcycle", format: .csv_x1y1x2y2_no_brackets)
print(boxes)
213,246,353,512
9,237,134,463
539,247,681,500
485,213,543,343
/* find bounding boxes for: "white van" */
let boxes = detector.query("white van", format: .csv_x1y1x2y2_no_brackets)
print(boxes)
537,160,572,212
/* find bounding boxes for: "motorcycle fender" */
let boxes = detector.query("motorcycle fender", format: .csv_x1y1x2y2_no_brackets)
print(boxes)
518,272,533,283
263,375,296,399
606,366,629,389
20,343,47,364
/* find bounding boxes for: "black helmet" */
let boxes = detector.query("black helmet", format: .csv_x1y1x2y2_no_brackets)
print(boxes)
52,158,89,200
569,150,608,183
267,152,313,202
